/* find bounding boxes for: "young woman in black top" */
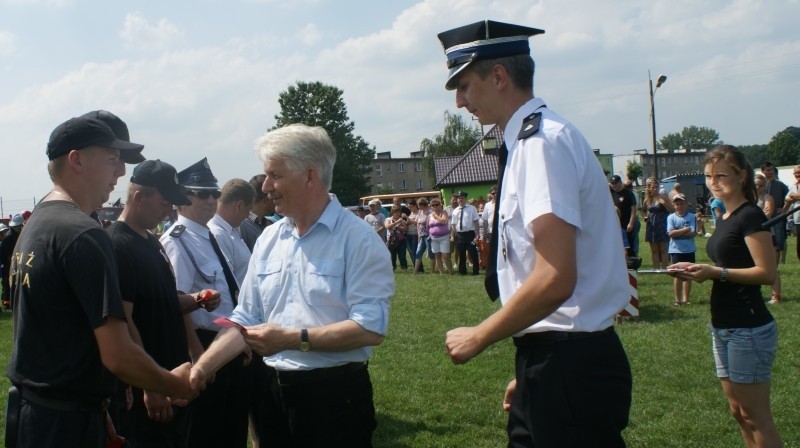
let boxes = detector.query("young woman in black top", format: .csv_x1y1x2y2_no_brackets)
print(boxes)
669,145,781,447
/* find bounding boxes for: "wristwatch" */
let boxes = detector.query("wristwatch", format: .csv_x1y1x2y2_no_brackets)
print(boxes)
720,267,729,283
299,329,311,352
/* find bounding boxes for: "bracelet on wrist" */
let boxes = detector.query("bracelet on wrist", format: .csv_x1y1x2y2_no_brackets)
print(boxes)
720,267,728,283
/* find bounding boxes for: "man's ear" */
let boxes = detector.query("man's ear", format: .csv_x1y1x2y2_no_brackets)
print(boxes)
492,63,510,90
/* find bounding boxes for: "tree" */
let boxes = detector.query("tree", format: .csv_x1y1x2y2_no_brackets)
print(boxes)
765,127,800,167
271,81,374,205
419,111,482,186
626,160,643,185
739,144,767,168
658,125,721,153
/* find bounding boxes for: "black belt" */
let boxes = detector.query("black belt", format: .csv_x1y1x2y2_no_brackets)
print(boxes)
513,326,614,346
19,386,110,413
270,362,367,386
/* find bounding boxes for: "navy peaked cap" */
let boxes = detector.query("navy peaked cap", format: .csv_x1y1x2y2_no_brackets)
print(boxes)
437,20,544,90
178,157,219,190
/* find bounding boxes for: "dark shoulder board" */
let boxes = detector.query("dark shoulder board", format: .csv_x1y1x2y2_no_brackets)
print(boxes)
169,224,186,238
517,112,542,140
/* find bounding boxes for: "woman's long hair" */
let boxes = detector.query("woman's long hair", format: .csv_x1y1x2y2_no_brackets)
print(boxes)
643,177,659,206
703,145,757,204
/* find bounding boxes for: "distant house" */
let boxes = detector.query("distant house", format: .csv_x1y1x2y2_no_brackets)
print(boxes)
433,125,503,203
369,150,430,195
434,126,614,203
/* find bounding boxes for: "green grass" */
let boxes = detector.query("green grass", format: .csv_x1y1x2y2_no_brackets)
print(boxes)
2,233,800,447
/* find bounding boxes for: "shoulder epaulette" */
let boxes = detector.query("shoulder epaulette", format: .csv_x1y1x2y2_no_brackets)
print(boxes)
169,224,186,238
517,111,542,140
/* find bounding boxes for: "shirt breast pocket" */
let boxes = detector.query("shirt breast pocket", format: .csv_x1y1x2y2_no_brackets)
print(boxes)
196,260,219,285
255,259,282,294
305,259,345,306
499,195,529,262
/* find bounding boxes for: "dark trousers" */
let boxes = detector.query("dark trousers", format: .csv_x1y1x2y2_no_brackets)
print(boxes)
258,363,376,447
16,399,106,448
120,388,191,448
456,231,479,275
389,239,408,270
188,329,251,448
508,328,632,448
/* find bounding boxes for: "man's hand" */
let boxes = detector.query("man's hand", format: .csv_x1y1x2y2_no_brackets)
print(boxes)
626,222,634,232
503,379,516,412
189,364,213,392
168,362,199,400
196,289,221,312
243,324,289,356
144,390,173,423
445,327,486,364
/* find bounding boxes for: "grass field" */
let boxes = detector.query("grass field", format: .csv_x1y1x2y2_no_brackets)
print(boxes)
1,234,799,447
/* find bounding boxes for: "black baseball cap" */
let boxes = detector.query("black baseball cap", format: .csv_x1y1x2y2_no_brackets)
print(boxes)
131,160,192,206
47,117,145,163
610,175,622,184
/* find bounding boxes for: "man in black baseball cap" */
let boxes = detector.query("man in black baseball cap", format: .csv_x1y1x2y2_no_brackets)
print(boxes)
7,116,198,447
130,160,192,206
47,116,145,164
107,159,200,446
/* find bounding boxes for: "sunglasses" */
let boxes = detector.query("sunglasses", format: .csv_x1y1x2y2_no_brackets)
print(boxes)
186,190,221,200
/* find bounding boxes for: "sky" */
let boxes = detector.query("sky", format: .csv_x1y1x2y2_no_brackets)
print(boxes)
1,0,798,214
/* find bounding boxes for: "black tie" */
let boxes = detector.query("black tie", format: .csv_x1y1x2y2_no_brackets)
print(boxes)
484,142,508,301
208,232,239,306
459,206,464,231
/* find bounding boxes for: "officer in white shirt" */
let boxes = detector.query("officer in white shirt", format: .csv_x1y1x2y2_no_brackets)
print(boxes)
449,191,480,275
439,20,632,448
208,178,256,285
160,158,251,448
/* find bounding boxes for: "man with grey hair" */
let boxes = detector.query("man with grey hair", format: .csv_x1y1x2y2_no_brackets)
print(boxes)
189,123,394,447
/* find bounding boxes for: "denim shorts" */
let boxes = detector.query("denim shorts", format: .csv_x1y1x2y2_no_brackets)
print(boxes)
710,320,777,383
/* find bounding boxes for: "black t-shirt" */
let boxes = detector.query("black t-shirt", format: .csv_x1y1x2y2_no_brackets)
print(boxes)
109,221,189,369
706,202,773,328
611,187,637,228
6,201,125,399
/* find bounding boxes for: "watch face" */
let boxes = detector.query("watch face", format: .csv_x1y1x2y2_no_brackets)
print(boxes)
299,342,310,352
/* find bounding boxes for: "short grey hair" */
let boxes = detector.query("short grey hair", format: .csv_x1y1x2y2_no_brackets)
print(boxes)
254,124,336,191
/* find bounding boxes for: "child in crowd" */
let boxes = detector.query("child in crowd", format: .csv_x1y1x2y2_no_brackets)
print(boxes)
667,194,697,306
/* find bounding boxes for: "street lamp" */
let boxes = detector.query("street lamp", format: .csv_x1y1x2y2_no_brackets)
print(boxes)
649,71,667,181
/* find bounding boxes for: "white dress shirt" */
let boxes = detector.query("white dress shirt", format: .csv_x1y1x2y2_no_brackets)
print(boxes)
208,213,251,285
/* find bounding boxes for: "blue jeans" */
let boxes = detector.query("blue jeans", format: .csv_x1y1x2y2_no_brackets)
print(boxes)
405,234,418,265
711,320,777,383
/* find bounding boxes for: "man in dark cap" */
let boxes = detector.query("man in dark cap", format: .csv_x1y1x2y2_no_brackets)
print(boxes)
439,20,632,447
5,116,198,448
159,158,251,448
610,174,638,256
449,191,480,275
109,160,219,447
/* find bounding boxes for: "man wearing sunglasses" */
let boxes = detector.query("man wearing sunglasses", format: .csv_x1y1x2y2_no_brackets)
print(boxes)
160,158,252,448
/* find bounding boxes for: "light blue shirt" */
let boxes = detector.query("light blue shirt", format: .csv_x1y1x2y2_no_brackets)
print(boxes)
667,212,696,254
231,194,394,371
710,198,726,224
